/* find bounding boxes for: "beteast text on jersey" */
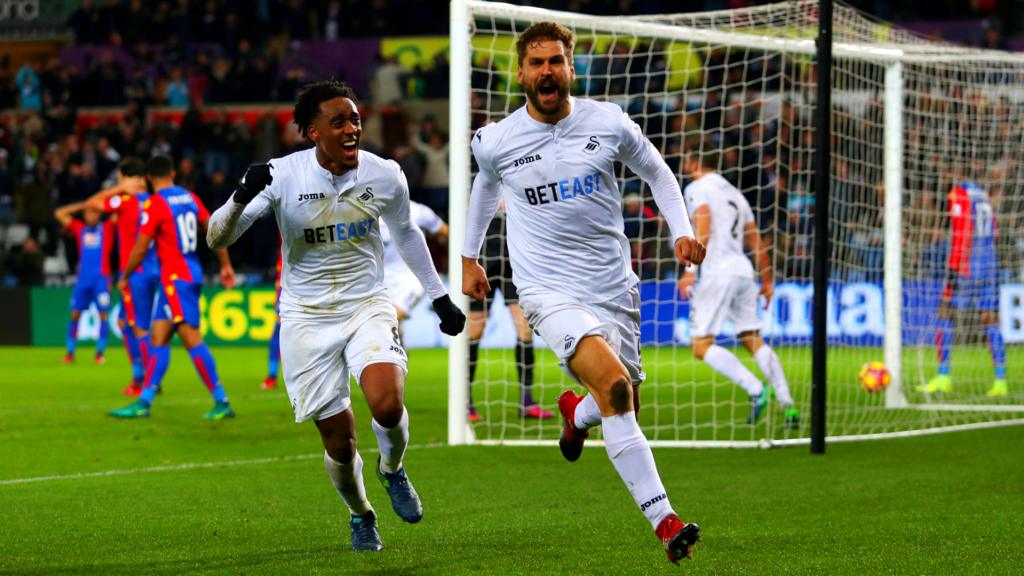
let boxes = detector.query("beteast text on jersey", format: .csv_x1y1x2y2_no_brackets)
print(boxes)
303,218,375,244
523,172,601,206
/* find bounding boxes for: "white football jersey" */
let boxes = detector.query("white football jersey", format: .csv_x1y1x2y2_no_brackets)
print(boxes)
380,201,444,273
683,172,755,279
208,148,446,319
465,97,692,302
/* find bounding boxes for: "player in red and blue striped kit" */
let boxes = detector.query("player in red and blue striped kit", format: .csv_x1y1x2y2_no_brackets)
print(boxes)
110,155,237,419
924,181,1008,397
54,201,116,364
87,157,155,396
262,249,282,390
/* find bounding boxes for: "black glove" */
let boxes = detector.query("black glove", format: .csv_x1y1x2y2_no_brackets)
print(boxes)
432,294,467,336
235,163,273,204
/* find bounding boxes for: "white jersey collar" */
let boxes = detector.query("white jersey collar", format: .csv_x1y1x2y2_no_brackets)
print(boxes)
308,147,361,190
522,96,577,130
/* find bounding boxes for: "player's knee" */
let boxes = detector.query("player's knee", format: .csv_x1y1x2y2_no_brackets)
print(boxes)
981,311,997,325
326,437,357,464
738,330,762,352
374,401,404,428
606,377,633,415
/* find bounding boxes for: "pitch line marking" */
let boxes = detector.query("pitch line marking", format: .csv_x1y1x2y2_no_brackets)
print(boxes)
0,442,446,486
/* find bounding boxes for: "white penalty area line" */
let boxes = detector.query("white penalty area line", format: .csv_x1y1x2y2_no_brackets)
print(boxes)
0,442,447,487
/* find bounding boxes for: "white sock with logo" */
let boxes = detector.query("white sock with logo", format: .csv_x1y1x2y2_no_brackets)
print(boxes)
704,344,764,396
324,451,372,516
372,406,409,474
602,411,674,529
754,345,794,406
573,393,602,430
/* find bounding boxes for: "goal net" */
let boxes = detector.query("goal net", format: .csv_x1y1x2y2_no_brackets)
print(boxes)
448,0,1024,447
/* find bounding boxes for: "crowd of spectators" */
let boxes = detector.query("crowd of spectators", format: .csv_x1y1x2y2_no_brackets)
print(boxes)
0,96,455,286
0,0,1022,288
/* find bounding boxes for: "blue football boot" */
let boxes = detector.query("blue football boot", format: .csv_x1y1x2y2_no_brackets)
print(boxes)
349,511,384,552
376,456,424,523
747,386,768,424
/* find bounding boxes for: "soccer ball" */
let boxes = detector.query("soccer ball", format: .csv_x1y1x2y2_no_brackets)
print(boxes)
859,361,891,393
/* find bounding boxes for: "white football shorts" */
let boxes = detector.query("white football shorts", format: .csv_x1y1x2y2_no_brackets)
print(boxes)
519,286,645,385
279,298,407,423
384,269,425,315
689,274,762,338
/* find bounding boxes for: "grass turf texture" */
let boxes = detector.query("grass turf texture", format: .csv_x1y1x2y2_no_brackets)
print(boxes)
1,346,1022,575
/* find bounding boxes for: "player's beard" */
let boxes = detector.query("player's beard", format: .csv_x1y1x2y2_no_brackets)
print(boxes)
526,76,569,118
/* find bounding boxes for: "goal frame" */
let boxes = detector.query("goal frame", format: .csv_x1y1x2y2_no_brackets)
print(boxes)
447,0,1024,446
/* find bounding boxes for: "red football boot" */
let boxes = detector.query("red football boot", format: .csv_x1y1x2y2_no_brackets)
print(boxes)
261,376,278,390
557,390,589,462
655,514,701,564
123,381,143,396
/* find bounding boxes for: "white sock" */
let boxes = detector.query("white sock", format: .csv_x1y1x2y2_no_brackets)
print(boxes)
573,393,602,430
324,451,372,515
602,411,675,529
704,344,763,396
754,345,794,407
372,406,409,474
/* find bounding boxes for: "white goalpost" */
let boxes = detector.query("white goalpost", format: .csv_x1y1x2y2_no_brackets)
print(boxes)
448,0,1024,447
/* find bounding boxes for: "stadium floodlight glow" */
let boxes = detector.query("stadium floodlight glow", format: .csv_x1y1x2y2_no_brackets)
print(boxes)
449,0,1024,447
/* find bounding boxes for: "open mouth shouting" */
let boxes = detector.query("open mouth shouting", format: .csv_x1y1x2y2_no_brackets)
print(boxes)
340,136,359,163
536,78,560,108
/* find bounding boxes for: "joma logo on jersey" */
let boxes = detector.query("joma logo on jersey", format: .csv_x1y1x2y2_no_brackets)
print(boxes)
524,172,601,206
303,218,374,244
513,153,541,168
583,136,601,154
299,192,326,201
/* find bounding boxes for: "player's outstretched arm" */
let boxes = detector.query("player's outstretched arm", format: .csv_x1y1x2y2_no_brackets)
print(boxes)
116,232,154,292
207,163,274,250
617,112,696,244
383,171,466,336
460,168,502,301
676,204,709,266
214,248,236,289
743,221,773,308
85,176,147,213
53,201,87,229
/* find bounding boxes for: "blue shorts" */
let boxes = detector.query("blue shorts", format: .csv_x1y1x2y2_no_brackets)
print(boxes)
945,274,998,312
153,279,202,328
71,275,111,313
122,269,161,331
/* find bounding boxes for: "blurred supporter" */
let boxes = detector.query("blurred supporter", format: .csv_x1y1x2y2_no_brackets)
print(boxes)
16,63,42,112
4,237,45,286
412,122,450,217
164,67,190,107
0,0,1012,289
372,55,405,108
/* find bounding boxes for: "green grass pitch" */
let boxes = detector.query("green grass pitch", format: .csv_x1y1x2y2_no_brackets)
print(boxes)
1,346,1023,575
